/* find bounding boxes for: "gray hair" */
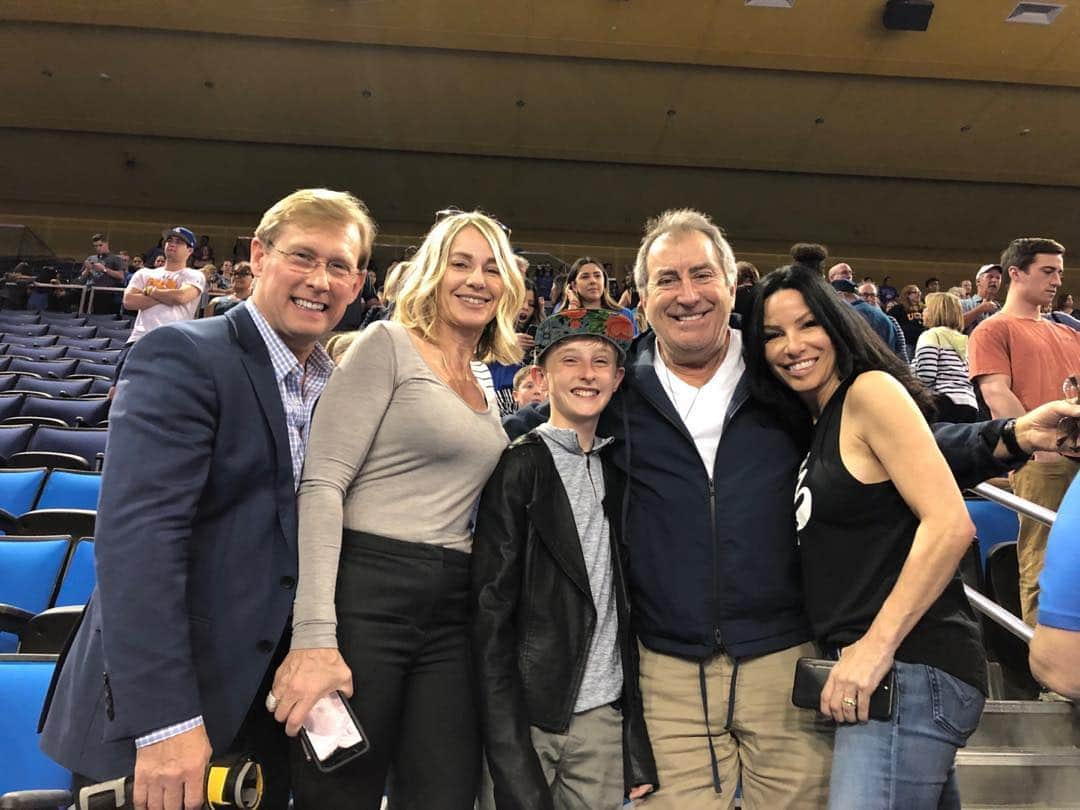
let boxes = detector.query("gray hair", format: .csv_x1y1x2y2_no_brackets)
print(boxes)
633,208,737,291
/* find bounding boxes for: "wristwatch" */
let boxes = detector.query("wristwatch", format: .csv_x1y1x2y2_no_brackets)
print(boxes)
1001,418,1032,461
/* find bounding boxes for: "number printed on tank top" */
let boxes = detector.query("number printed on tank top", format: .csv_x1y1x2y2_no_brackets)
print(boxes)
794,453,813,537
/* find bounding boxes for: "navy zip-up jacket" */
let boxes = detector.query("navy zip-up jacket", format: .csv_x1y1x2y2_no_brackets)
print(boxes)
601,329,812,661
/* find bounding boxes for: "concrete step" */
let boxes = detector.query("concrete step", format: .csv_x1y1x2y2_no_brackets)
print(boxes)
957,746,1080,806
969,700,1080,748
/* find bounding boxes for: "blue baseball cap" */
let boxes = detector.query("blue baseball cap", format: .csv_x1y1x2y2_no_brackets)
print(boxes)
164,226,196,248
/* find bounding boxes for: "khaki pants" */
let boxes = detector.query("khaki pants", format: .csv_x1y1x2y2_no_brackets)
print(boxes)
635,641,832,809
479,703,624,810
1010,457,1079,626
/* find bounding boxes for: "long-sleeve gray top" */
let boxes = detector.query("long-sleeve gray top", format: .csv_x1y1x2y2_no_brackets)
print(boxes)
291,320,508,649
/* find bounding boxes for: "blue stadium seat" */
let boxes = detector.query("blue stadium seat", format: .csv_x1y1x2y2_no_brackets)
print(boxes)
87,377,112,396
0,374,16,392
107,338,128,350
0,469,47,515
86,313,130,326
2,334,59,348
0,311,41,323
0,324,49,337
96,327,132,342
72,359,115,379
35,470,101,512
0,654,71,793
0,393,25,421
11,346,68,362
62,347,121,363
53,540,95,607
20,396,109,428
0,424,34,461
0,535,71,650
7,359,78,379
27,427,108,470
38,312,85,325
11,377,93,399
46,325,96,340
0,354,10,370
966,497,1021,569
55,336,111,351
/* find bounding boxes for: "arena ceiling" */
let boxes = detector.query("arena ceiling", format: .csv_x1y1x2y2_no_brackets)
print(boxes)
4,0,1080,264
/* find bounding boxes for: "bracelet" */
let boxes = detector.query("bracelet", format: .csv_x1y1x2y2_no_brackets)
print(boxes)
1001,418,1031,460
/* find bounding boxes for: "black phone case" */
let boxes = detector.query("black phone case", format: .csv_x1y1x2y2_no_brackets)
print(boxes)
298,692,371,773
791,657,895,721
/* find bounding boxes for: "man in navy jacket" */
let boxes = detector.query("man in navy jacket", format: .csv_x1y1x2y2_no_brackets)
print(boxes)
505,210,1080,808
39,189,374,809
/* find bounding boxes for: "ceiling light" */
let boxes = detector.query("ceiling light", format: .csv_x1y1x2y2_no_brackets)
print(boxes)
1006,3,1065,24
745,0,795,8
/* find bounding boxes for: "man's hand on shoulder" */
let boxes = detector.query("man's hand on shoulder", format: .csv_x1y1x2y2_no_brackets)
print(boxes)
270,647,354,736
132,724,211,810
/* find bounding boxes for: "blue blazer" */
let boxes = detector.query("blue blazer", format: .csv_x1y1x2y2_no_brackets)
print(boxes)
39,305,299,780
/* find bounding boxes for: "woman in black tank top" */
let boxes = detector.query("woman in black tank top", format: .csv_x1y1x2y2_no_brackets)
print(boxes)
743,265,987,810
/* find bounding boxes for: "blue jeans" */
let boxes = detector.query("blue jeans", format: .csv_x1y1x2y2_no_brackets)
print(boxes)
829,661,985,809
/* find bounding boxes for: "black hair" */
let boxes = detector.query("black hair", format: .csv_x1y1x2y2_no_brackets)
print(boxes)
517,279,544,331
789,243,829,274
742,264,935,439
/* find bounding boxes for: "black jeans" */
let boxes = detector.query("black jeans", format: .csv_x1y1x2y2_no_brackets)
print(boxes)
290,530,480,810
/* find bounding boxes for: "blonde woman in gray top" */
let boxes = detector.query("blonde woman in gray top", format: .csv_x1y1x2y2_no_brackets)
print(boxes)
269,210,524,808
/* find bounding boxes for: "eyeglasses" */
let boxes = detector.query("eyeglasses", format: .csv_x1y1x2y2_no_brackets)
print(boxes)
860,292,879,301
266,241,360,280
434,207,512,238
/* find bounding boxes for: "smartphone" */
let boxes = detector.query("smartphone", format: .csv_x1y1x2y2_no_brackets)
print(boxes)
298,690,370,772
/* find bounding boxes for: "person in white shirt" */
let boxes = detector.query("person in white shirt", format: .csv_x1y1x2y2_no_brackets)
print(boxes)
123,226,207,344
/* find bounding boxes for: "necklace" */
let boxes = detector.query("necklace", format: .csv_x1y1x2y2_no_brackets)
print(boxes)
661,361,703,424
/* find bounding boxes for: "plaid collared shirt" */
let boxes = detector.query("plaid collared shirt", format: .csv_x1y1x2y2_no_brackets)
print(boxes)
135,301,335,749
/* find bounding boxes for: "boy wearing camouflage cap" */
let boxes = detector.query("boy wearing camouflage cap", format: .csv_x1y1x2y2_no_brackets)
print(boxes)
471,309,656,810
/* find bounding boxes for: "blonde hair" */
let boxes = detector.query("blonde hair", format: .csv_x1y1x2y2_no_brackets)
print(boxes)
923,292,964,332
254,188,377,269
382,261,411,305
325,331,360,364
513,364,539,392
633,208,737,290
393,211,524,365
898,284,924,313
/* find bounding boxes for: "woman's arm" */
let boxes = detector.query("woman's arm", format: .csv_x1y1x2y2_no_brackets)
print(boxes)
270,324,399,735
821,371,976,724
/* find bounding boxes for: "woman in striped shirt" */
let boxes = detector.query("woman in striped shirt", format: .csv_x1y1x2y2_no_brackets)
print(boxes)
911,292,979,422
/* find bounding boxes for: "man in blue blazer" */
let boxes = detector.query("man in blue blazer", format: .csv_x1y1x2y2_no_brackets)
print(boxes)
39,189,374,809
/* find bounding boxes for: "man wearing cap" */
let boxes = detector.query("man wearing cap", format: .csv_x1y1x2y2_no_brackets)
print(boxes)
962,263,1003,333
80,233,127,314
123,227,206,343
472,308,656,810
830,274,906,359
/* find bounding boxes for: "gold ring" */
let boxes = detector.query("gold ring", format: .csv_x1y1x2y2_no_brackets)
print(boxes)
841,697,857,707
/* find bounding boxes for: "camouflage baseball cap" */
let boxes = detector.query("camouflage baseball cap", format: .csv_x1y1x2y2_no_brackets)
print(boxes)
534,308,635,361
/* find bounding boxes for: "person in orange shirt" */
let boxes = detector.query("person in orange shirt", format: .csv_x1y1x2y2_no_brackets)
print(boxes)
968,237,1080,627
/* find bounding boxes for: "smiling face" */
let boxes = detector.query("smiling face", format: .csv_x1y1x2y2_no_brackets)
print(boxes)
763,288,840,413
542,337,624,429
573,263,606,308
436,225,505,335
249,221,364,362
642,230,734,368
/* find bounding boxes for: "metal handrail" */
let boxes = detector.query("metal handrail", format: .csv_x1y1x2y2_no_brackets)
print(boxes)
969,481,1057,527
964,584,1034,644
963,483,1057,645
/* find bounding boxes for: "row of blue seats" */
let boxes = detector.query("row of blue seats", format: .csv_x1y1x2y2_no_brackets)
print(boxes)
0,393,110,431
0,424,108,470
0,344,122,362
1,334,126,350
0,321,131,341
1,536,94,622
0,468,101,516
0,374,113,398
0,356,116,380
0,309,129,326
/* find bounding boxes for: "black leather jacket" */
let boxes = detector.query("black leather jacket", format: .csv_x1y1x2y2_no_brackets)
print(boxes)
471,432,657,810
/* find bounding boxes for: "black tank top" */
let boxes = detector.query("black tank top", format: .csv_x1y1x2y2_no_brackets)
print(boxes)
796,374,987,694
